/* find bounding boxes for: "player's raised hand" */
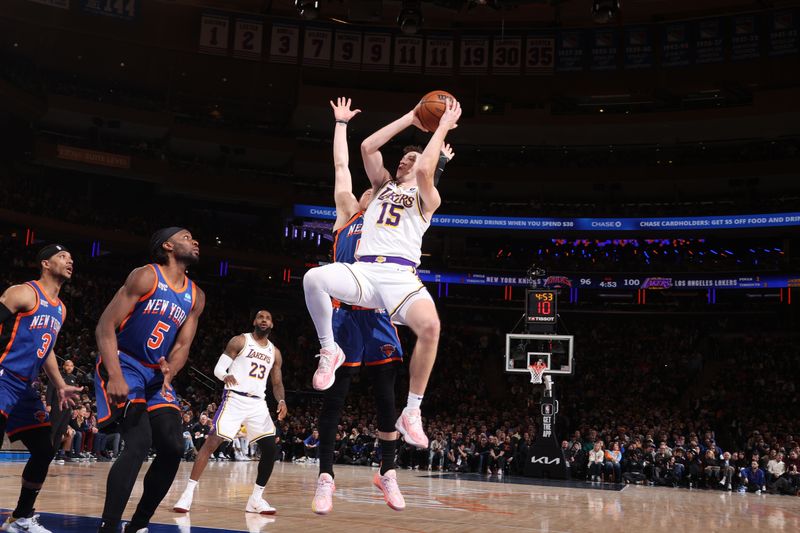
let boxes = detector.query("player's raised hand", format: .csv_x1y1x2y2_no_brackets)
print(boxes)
58,383,83,410
439,98,461,130
442,143,455,161
223,374,238,386
330,97,361,122
410,108,428,132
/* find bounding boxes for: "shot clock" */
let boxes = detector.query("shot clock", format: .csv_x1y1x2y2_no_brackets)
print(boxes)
526,289,557,332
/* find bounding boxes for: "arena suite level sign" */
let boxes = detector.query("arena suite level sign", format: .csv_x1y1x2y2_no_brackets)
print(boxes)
294,205,800,232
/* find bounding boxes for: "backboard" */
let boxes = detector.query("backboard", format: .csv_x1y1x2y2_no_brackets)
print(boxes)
504,334,574,375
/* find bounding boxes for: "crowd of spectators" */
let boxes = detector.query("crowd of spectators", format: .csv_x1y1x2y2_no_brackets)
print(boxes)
1,224,798,497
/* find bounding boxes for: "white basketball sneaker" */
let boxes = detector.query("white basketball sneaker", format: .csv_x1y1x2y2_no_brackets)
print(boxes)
2,514,52,533
312,344,346,390
246,496,277,515
173,488,195,513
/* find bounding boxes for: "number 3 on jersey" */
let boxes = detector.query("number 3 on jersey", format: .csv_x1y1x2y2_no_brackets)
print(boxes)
37,333,53,359
376,202,403,227
147,321,171,349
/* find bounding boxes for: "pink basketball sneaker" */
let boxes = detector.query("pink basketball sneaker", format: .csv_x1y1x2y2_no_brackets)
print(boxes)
312,344,346,391
373,470,406,511
312,473,336,515
395,407,428,449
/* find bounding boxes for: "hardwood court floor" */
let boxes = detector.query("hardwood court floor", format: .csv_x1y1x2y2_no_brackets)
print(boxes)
2,460,799,532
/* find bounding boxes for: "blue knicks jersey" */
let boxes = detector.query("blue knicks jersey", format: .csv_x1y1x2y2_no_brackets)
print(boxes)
333,211,364,264
0,281,66,382
116,264,196,366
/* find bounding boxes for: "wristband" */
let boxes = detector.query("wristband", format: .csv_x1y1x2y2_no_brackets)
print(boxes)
278,399,286,404
335,120,349,125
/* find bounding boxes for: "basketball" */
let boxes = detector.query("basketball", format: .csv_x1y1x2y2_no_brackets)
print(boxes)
415,90,455,132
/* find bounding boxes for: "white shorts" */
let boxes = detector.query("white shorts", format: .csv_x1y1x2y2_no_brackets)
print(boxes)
343,261,432,324
212,391,275,444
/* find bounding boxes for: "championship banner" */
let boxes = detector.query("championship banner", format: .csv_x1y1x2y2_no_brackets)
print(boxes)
555,30,585,72
661,22,691,67
57,145,130,170
731,14,761,61
81,0,137,19
198,13,230,56
623,26,654,69
768,10,799,56
233,18,264,60
303,26,333,67
333,31,362,70
524,34,555,75
492,36,523,75
269,23,300,64
25,0,69,9
694,17,725,64
394,36,423,73
361,33,391,71
425,36,454,75
589,28,618,71
459,36,490,75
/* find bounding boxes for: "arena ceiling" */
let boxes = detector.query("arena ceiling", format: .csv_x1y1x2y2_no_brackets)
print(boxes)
159,0,781,29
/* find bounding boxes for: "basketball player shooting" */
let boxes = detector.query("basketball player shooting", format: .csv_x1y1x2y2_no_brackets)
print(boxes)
0,245,82,533
173,309,287,515
304,96,460,452
94,228,205,533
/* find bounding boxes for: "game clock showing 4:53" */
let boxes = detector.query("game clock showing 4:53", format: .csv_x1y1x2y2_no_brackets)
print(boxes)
526,289,557,326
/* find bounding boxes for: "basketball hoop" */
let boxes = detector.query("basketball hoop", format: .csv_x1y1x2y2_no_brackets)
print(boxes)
528,360,548,384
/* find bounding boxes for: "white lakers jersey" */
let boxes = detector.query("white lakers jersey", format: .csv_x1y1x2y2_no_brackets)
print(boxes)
356,181,431,266
225,333,275,399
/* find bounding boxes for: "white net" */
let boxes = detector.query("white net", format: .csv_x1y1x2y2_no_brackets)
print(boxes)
528,361,547,384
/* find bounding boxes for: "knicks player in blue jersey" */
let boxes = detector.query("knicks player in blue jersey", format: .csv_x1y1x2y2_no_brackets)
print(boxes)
311,98,452,515
94,228,205,533
0,244,82,533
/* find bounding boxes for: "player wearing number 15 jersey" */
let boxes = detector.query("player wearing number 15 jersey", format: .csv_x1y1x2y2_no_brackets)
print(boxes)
95,227,205,533
173,309,287,515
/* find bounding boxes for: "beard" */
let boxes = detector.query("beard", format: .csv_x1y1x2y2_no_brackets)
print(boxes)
175,248,200,265
255,326,272,336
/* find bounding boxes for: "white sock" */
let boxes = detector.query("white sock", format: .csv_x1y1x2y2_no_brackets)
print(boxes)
406,393,423,410
186,479,198,492
252,484,265,499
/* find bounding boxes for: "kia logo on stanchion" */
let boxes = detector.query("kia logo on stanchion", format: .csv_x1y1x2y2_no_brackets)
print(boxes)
530,456,561,465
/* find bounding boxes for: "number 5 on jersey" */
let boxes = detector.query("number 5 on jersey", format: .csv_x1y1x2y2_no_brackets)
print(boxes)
148,321,171,349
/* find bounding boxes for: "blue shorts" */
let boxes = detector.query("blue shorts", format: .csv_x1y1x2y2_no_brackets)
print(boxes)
95,351,181,429
0,367,50,441
332,305,403,368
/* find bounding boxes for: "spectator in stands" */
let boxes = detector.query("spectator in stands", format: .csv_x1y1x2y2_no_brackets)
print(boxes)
718,451,735,491
739,460,766,494
429,432,446,471
304,429,320,463
703,449,721,487
604,441,623,482
622,440,647,485
766,452,786,487
192,413,211,451
588,441,605,481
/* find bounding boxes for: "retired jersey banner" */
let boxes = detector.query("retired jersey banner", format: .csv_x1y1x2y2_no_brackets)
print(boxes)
694,17,725,64
624,26,654,69
589,29,618,70
57,145,131,169
333,31,362,70
394,36,423,73
303,26,333,67
425,36,454,75
233,18,264,60
362,33,391,71
459,36,490,75
199,13,230,56
525,35,555,75
81,0,137,20
556,30,585,72
661,22,691,67
731,14,761,61
768,10,799,56
492,36,523,74
269,23,300,64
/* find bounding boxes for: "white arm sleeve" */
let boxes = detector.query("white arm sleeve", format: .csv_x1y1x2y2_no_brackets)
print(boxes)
214,354,234,381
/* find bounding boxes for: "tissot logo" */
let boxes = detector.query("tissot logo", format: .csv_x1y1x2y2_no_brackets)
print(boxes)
530,456,561,465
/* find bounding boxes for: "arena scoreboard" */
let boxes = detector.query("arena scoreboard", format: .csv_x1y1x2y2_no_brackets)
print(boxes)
526,289,557,332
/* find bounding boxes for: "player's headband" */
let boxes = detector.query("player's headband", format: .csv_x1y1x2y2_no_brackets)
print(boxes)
37,244,69,263
149,226,187,258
